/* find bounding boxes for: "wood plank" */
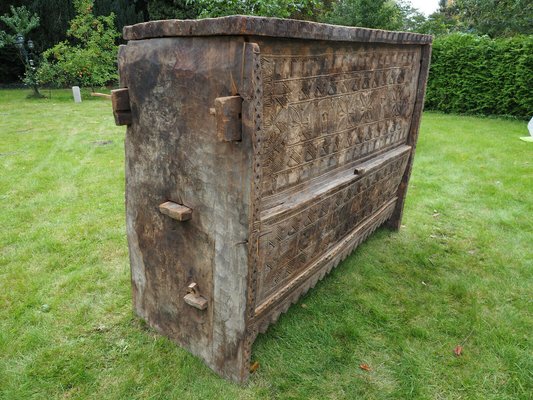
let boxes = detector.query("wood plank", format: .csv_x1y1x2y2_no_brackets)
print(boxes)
123,15,432,45
159,201,192,221
254,197,398,317
111,88,132,126
90,92,112,99
111,88,130,111
113,110,132,126
261,145,411,222
353,145,411,176
214,95,242,141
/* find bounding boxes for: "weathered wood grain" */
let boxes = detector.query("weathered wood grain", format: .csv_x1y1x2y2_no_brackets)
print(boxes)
113,111,132,126
183,282,208,310
158,201,192,221
214,95,243,141
111,88,132,126
123,15,432,45
117,16,431,384
120,36,253,382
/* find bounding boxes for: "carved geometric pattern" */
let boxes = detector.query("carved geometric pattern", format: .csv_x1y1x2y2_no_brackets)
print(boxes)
260,48,420,197
256,151,409,303
251,45,422,309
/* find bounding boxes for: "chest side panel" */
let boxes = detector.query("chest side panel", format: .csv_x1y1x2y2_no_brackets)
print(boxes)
120,37,252,374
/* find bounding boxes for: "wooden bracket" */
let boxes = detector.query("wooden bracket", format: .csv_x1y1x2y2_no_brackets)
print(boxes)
214,96,242,142
111,88,132,126
183,282,208,310
159,201,192,221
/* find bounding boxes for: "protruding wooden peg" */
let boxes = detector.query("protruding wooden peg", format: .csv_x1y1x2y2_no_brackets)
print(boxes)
111,88,132,126
184,282,208,310
214,95,242,141
159,201,192,221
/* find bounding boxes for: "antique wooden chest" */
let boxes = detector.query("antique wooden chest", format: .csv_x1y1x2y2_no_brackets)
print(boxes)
112,16,432,383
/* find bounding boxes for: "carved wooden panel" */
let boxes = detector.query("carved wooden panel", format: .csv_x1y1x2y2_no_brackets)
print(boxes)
250,43,421,312
259,48,420,197
256,148,410,305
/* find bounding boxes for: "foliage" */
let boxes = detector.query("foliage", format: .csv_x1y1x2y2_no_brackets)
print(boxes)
0,5,42,96
93,0,145,31
37,0,119,88
148,0,200,20
425,33,533,118
0,5,40,48
0,0,143,84
446,0,533,38
395,0,427,32
323,0,403,30
412,11,459,36
191,0,325,20
418,0,533,38
1,90,532,398
0,1,74,54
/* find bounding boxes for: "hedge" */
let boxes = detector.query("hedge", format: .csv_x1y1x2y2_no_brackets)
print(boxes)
425,33,533,119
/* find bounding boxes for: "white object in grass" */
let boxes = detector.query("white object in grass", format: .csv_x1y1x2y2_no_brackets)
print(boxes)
72,86,82,103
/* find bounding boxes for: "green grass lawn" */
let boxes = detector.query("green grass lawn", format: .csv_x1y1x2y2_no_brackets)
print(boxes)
1,88,531,400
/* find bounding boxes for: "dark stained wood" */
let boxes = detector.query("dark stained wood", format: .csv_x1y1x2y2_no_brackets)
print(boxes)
117,17,431,384
111,88,132,126
113,111,132,126
111,88,130,110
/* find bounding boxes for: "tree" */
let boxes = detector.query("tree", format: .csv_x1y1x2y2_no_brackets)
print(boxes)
148,0,201,20
395,0,427,32
93,0,145,32
323,0,404,30
191,0,324,20
37,0,120,89
0,5,42,96
412,9,461,36
0,5,39,47
417,0,533,37
451,0,533,37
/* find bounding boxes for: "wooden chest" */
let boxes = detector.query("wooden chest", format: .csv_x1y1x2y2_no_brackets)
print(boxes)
112,16,432,383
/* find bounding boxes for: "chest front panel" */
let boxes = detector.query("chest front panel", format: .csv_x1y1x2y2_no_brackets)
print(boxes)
252,40,421,310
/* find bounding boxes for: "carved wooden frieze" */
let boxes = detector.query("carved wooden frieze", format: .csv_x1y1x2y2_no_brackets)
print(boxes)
255,148,410,305
259,48,419,197
116,16,432,384
248,42,421,319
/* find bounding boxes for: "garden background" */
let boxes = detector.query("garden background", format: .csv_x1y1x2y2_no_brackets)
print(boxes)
1,1,532,399
1,0,532,118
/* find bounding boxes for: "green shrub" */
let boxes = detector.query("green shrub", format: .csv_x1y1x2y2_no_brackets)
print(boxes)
37,0,119,88
426,33,533,118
